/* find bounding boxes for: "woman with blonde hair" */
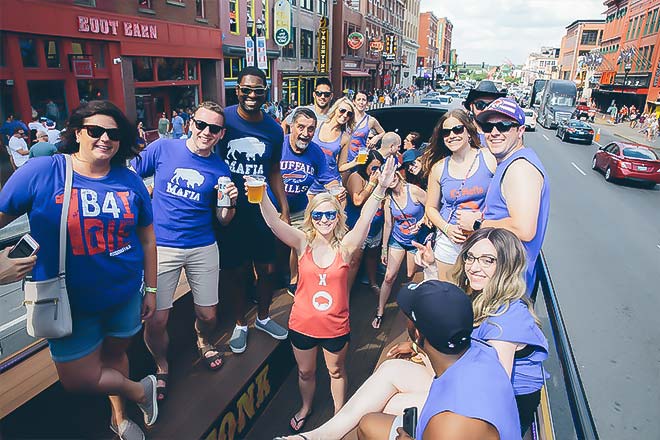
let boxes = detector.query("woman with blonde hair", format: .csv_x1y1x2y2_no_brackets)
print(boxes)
308,97,357,197
252,157,397,434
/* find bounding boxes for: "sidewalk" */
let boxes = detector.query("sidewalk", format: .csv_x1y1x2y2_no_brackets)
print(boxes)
591,113,660,152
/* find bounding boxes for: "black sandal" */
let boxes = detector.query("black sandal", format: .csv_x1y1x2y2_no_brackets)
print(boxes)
156,372,168,401
372,314,383,329
198,344,223,371
289,410,312,433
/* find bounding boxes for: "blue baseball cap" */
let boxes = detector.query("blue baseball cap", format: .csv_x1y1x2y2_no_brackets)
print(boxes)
476,97,526,126
401,149,420,166
397,280,473,355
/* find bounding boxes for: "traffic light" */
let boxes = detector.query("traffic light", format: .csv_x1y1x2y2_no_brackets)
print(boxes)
463,62,466,68
481,62,485,68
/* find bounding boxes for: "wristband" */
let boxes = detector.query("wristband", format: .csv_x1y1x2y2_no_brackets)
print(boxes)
144,286,157,294
372,193,385,202
367,181,377,188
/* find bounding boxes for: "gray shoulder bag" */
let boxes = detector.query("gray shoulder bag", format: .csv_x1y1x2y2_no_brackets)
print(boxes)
23,154,73,339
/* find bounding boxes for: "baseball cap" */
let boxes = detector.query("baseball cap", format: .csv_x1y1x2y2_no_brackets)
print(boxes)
475,97,526,126
401,149,420,166
397,280,473,355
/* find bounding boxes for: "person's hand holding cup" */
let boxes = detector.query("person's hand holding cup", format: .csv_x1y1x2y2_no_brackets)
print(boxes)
244,175,266,204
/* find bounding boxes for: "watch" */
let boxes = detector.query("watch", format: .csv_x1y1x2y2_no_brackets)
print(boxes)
473,219,482,231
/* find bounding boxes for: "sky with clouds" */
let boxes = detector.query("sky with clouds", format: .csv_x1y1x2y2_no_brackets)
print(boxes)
419,0,606,65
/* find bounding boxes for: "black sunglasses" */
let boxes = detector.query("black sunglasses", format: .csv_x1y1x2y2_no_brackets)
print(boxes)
441,124,466,137
192,118,224,134
338,108,354,118
479,120,520,134
315,91,332,98
239,86,267,96
473,100,492,111
83,125,121,141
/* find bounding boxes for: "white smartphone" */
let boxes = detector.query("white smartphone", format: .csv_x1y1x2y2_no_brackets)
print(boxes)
8,234,40,259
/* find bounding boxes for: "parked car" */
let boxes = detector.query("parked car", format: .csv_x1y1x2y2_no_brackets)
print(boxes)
524,109,537,131
592,142,660,187
459,90,470,100
447,91,460,99
556,119,594,144
420,95,452,106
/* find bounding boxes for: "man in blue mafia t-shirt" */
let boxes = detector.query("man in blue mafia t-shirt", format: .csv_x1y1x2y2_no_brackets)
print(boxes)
171,110,184,139
132,101,239,387
216,67,290,354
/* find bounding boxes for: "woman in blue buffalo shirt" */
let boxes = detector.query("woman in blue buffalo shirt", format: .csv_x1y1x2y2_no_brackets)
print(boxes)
0,101,159,438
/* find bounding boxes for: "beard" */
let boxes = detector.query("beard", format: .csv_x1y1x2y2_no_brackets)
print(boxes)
295,138,310,150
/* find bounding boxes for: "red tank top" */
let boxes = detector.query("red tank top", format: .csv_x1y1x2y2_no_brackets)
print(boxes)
288,246,350,338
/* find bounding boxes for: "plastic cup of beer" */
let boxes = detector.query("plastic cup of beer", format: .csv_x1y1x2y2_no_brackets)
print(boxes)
247,175,266,204
357,147,368,164
328,185,343,199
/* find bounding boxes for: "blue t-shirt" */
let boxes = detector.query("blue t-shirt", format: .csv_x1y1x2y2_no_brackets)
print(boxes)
131,138,230,248
172,116,184,137
0,155,153,312
217,105,284,207
268,135,334,213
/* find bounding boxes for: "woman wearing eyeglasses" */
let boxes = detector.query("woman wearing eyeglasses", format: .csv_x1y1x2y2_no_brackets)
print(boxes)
0,101,159,438
423,109,496,281
253,157,397,434
307,97,357,198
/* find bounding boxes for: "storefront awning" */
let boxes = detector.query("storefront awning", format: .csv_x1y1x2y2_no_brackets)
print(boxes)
342,70,371,78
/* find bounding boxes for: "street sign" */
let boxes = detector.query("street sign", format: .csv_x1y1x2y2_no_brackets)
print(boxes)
274,0,291,47
256,36,267,70
318,16,329,73
245,37,255,67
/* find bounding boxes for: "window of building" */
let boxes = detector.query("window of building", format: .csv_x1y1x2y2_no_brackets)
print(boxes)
89,41,106,68
247,1,254,35
74,0,96,6
20,38,38,68
644,11,652,34
654,9,660,33
300,29,313,59
71,41,84,55
581,30,599,45
44,40,60,68
320,0,328,17
133,57,154,81
636,16,643,37
261,0,269,38
282,27,296,58
196,0,205,18
300,0,313,12
229,0,239,33
224,57,243,79
156,58,186,81
139,0,152,9
187,60,198,79
0,32,6,66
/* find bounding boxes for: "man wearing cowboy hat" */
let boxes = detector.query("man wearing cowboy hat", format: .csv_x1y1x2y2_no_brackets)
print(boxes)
463,81,507,146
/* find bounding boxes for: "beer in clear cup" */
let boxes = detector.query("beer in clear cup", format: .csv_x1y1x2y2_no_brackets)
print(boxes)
247,175,266,204
357,147,368,164
328,185,343,198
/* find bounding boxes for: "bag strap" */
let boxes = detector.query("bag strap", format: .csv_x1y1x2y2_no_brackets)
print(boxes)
59,155,73,276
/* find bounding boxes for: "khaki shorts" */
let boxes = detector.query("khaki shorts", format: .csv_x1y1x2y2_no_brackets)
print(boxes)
156,243,219,310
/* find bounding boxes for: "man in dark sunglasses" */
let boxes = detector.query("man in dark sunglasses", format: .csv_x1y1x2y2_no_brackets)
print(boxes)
457,97,550,295
463,80,506,145
281,77,334,134
217,67,291,354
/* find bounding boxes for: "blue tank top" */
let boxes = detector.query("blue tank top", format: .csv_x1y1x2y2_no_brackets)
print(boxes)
483,148,549,294
472,300,549,395
439,149,493,225
348,114,370,162
345,178,384,238
309,122,343,192
417,341,521,440
390,184,425,246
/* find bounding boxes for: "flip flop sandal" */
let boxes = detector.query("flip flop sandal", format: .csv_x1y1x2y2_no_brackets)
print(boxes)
156,372,168,402
198,344,223,371
372,314,383,329
369,284,380,295
289,410,312,433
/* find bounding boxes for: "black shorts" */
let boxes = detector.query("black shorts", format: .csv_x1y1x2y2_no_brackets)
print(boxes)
516,389,541,435
217,203,277,269
289,329,350,353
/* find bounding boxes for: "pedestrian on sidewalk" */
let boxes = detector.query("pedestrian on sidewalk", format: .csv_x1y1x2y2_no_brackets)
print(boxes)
607,103,618,124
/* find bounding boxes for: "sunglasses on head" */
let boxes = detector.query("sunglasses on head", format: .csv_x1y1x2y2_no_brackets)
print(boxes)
479,120,520,134
311,210,338,221
315,91,332,98
83,125,121,141
239,86,267,96
192,118,224,134
473,100,492,111
441,124,466,137
338,108,354,118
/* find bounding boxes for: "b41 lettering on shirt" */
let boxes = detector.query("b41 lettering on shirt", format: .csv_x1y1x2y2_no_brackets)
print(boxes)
57,188,136,256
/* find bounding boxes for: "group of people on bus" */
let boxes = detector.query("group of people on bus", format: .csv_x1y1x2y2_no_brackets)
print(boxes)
0,70,550,440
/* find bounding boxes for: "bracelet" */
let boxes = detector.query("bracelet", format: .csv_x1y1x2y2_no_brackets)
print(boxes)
372,191,386,202
442,223,450,235
144,286,157,294
367,181,377,188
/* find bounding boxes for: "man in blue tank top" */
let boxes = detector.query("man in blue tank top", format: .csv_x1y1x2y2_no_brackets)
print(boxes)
357,280,520,440
457,98,550,295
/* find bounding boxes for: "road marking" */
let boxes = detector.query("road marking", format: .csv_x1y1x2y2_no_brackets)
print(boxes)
571,162,587,176
594,141,602,147
657,244,660,250
542,134,549,141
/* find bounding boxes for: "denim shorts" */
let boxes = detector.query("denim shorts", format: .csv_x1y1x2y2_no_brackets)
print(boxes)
47,293,142,363
388,236,417,253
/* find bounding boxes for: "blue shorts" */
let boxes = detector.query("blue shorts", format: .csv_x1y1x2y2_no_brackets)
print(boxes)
388,236,417,253
47,293,143,363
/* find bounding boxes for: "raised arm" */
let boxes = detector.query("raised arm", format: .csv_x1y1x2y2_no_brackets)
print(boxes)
381,197,393,265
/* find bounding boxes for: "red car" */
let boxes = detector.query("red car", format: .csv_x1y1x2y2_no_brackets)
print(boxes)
592,141,660,187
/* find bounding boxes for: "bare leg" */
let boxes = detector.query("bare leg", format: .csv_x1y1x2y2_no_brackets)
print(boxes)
102,337,132,426
194,304,222,368
291,344,319,428
144,309,171,383
322,343,350,414
435,260,455,282
375,247,406,326
221,264,250,326
405,251,419,280
357,413,397,440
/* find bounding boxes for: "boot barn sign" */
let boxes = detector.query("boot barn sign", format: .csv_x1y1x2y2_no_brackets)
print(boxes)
77,15,158,40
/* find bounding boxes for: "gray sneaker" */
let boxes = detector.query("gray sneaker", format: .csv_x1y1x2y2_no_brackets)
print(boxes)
110,418,145,440
255,319,289,340
230,327,248,353
137,375,158,427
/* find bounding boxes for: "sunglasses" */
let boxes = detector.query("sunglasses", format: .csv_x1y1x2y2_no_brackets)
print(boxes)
441,125,466,137
192,118,224,134
315,91,332,98
472,100,493,111
311,210,338,221
239,86,267,96
479,120,520,134
338,108,354,118
83,125,121,141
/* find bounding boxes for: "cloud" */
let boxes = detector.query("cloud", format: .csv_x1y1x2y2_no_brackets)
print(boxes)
419,0,605,64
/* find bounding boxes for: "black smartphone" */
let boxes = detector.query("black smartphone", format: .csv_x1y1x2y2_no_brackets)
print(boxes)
8,234,39,259
402,406,418,438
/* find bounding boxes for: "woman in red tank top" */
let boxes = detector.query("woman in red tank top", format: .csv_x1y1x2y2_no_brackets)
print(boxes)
251,157,397,433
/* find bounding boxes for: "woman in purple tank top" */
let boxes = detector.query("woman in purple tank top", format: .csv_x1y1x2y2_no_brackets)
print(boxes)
424,109,497,281
339,91,385,176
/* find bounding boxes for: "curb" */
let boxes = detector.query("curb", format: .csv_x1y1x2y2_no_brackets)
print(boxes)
612,132,660,153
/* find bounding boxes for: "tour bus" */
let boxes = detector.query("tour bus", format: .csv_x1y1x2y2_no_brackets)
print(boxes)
536,80,578,129
530,79,548,110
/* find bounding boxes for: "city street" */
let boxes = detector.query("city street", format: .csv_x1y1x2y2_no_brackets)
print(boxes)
525,123,660,438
